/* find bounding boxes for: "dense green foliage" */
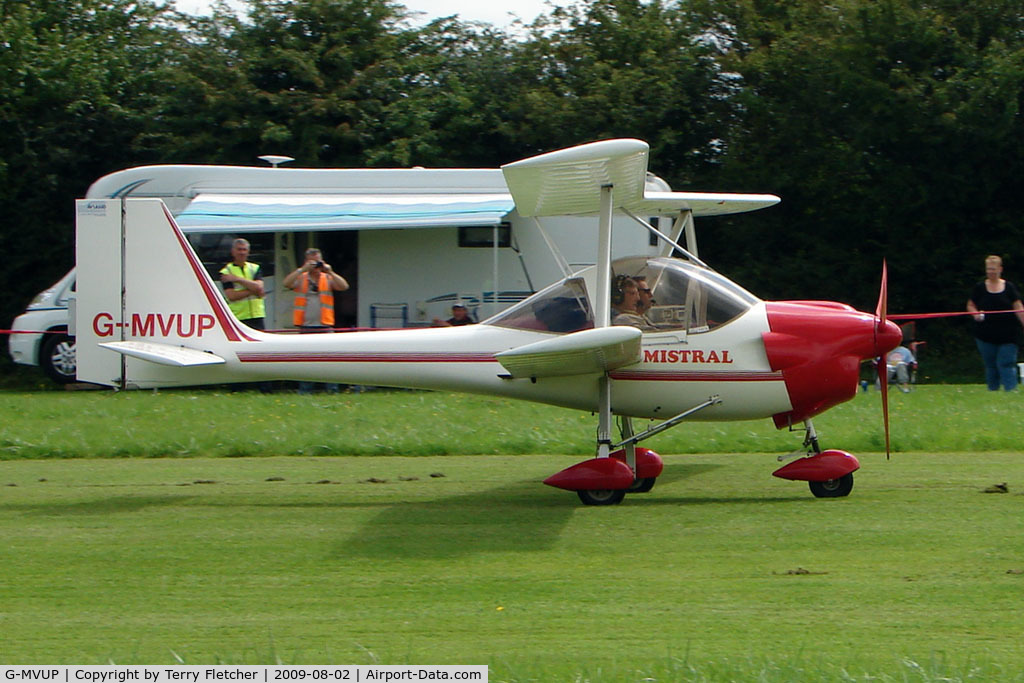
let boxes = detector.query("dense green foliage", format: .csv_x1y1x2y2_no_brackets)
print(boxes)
4,0,1024,378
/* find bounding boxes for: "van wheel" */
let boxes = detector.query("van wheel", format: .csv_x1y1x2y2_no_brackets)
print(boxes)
40,333,76,384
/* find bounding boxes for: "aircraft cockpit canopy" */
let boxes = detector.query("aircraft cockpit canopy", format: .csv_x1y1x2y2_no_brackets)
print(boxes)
487,256,759,334
487,277,595,333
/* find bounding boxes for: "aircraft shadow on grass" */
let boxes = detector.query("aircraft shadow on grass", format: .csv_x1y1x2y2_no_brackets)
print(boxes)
1,463,808,560
338,462,762,560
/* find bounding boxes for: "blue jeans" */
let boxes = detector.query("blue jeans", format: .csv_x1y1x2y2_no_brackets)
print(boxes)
975,339,1019,391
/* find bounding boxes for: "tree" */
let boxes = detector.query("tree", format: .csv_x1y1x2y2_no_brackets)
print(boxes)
684,0,1024,375
163,0,413,166
0,0,189,330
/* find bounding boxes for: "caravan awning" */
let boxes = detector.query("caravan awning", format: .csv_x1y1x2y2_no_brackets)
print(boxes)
174,193,516,233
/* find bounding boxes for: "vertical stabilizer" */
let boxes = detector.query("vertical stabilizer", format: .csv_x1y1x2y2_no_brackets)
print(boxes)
76,199,124,386
76,198,258,388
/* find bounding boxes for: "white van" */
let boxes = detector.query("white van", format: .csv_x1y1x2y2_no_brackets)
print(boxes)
8,270,77,383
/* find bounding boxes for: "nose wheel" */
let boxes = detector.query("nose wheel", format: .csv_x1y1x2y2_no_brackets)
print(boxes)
808,473,854,498
773,422,860,498
577,489,627,506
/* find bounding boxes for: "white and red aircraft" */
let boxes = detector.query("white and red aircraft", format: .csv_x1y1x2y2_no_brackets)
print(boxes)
74,139,902,505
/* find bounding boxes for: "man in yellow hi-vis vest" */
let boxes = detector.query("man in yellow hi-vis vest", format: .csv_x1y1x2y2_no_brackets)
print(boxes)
219,238,266,329
283,247,350,393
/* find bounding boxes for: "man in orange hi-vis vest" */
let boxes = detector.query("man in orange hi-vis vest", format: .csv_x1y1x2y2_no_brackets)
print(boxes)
283,248,350,393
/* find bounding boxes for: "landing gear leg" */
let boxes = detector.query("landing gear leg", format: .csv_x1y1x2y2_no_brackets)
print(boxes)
576,376,628,505
803,419,821,455
546,396,719,504
620,416,656,493
773,418,858,498
801,418,853,496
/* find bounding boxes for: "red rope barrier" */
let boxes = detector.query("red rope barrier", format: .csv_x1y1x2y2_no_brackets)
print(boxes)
888,308,1022,321
0,330,59,335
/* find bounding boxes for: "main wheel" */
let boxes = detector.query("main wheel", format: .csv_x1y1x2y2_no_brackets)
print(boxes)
808,473,854,498
40,332,76,384
628,477,656,493
577,489,626,506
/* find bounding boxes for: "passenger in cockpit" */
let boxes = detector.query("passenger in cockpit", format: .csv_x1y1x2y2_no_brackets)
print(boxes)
611,275,655,330
633,276,655,318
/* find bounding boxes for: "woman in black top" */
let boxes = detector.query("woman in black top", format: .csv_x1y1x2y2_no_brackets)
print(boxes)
967,255,1024,391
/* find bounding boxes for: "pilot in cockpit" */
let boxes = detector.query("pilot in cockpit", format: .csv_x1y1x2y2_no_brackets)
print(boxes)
611,274,656,331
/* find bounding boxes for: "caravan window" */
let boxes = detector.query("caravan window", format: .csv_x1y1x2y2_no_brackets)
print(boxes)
487,277,593,333
459,224,511,248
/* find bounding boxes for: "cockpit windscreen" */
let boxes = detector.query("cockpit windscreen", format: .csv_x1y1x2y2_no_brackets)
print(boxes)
487,257,757,334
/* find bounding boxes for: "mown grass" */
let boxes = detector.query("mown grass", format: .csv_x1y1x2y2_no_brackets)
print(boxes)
2,452,1024,678
0,384,1022,459
2,385,1024,679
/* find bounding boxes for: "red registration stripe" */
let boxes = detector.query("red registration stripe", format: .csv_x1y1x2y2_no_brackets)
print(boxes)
609,370,781,382
237,352,497,363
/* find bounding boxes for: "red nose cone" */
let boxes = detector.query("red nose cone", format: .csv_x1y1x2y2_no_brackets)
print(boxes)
764,301,905,426
875,318,902,358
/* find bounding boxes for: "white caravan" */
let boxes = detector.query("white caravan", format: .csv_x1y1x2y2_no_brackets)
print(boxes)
84,160,672,327
12,155,741,382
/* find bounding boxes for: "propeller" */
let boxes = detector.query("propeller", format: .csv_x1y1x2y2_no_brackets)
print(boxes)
875,260,891,459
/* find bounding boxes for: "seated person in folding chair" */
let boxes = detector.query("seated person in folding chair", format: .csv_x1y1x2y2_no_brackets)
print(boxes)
884,345,916,393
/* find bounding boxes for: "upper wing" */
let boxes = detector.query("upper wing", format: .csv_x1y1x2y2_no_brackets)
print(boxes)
636,191,780,217
501,139,650,217
495,326,642,378
501,139,780,218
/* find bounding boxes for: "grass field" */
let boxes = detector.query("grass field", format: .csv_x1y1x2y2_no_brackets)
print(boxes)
3,383,1024,459
2,386,1024,679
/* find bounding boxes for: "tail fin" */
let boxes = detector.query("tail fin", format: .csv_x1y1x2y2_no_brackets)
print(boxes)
75,198,257,388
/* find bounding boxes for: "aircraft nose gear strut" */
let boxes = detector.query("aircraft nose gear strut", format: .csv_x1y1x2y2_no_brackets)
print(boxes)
772,419,859,498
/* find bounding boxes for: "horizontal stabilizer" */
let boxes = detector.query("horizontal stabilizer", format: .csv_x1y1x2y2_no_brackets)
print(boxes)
99,341,226,367
496,326,642,378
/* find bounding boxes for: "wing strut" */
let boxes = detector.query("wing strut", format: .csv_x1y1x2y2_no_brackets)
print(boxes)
529,217,573,279
595,184,614,460
595,184,614,329
622,207,709,269
595,184,615,458
597,375,613,459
